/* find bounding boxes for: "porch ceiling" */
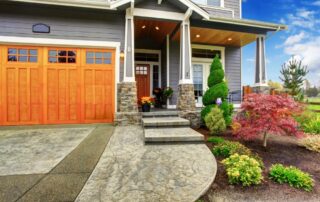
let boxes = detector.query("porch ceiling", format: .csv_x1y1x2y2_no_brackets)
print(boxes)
172,27,258,47
135,19,179,46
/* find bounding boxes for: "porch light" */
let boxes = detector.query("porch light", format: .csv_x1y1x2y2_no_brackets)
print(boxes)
155,26,160,30
142,25,146,29
228,38,233,41
120,51,125,58
196,34,200,38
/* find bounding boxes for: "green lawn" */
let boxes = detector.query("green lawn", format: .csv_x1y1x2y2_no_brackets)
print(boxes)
306,97,320,111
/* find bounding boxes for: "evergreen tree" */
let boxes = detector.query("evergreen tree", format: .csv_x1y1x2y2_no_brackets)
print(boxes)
201,55,233,126
280,57,308,96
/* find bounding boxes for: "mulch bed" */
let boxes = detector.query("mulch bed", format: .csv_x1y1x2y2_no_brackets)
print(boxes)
196,127,320,201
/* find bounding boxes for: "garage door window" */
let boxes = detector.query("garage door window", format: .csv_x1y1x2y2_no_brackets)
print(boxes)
49,49,76,63
86,51,112,64
8,48,38,63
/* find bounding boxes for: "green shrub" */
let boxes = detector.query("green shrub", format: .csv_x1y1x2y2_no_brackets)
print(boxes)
202,82,228,106
222,154,263,186
299,136,320,153
204,107,226,135
269,164,314,192
303,114,320,134
201,104,214,120
212,140,264,167
220,101,234,126
208,69,224,87
207,137,225,144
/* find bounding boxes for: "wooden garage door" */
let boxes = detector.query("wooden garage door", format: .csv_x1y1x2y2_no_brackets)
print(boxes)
0,45,115,125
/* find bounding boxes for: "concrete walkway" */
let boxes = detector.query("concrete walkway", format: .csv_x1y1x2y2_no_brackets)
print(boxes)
76,126,217,202
0,124,114,202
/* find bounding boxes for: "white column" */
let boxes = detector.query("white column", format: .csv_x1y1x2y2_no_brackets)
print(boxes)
123,8,135,82
179,19,193,84
254,35,267,86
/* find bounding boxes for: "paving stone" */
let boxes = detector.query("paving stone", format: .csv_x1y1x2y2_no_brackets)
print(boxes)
76,126,217,202
144,127,204,143
142,117,190,128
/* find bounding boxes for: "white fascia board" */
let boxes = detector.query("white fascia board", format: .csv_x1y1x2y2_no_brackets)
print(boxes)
207,17,287,31
179,0,210,20
110,0,133,9
133,8,186,21
0,36,121,48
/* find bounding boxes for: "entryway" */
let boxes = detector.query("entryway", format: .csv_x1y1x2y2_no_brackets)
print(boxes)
0,45,115,125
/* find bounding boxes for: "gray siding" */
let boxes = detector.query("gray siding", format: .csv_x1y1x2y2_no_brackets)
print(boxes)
0,2,125,81
161,43,167,88
200,0,241,19
225,46,242,101
169,41,180,105
135,0,185,13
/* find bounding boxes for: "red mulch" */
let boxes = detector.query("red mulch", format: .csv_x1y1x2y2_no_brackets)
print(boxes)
196,127,320,201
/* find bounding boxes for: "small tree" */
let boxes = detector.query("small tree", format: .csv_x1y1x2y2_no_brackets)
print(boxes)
268,80,283,90
306,86,319,97
232,94,303,148
280,57,308,96
201,55,233,126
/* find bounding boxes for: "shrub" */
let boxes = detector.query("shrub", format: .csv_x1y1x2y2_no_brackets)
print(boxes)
201,104,214,120
204,107,226,135
269,164,314,192
220,101,234,126
212,140,264,167
208,69,224,87
303,114,320,134
294,110,316,128
299,136,320,153
207,137,225,144
222,154,263,186
202,82,228,106
233,94,303,148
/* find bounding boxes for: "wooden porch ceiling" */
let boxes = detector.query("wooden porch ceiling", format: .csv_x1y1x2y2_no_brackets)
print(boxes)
172,27,258,47
135,19,179,45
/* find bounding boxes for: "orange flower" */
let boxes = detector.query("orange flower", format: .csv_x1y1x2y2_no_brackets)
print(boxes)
141,97,154,105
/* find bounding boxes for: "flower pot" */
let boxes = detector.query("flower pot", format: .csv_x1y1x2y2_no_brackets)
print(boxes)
142,104,151,112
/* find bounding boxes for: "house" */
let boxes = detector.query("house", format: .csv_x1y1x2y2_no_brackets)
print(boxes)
0,0,286,126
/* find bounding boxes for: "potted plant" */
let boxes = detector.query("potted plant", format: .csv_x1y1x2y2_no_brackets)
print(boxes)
141,96,154,112
163,87,173,99
153,88,163,108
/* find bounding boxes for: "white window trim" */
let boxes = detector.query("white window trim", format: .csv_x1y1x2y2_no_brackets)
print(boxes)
0,35,120,114
134,49,162,97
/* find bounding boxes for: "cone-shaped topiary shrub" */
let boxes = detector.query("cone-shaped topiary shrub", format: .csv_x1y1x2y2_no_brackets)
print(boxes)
201,55,233,126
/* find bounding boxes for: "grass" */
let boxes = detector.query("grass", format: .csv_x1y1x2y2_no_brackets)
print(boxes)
306,97,320,111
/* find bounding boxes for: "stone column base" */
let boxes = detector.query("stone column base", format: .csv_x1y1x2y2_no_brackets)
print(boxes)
179,110,201,129
177,83,196,111
116,82,140,125
252,85,270,94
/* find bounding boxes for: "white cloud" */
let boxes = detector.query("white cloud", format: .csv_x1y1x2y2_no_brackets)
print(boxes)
312,1,320,6
284,32,306,46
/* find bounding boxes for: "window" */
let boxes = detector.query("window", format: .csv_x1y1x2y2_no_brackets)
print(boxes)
135,53,159,62
136,66,148,75
8,48,38,63
193,64,203,103
192,48,221,59
192,0,222,7
153,65,159,89
49,49,76,63
86,51,112,64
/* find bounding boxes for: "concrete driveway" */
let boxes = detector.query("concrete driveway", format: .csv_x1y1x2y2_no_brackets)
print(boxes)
0,124,114,202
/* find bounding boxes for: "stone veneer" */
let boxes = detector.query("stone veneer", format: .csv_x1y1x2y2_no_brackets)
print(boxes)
178,110,201,129
115,82,141,126
177,84,196,111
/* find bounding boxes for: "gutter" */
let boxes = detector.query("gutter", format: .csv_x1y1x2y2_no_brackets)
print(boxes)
206,16,288,31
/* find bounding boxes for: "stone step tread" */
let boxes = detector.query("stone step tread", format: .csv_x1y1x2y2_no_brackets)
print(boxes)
142,117,190,127
144,128,204,143
142,111,179,117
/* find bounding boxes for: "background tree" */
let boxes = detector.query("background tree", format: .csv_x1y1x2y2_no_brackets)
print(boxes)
232,94,303,148
280,57,308,96
201,55,233,126
306,86,319,97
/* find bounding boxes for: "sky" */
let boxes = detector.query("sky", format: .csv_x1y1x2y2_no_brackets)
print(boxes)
242,0,320,87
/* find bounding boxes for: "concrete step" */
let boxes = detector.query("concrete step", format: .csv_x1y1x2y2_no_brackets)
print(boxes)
144,128,204,143
142,117,190,128
142,111,179,118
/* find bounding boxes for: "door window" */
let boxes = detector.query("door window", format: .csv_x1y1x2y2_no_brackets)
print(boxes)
193,64,203,104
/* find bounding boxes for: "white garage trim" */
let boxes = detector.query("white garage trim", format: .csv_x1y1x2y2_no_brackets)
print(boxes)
0,35,120,115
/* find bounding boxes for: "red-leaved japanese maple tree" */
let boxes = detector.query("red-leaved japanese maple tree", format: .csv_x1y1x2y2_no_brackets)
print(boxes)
232,94,303,148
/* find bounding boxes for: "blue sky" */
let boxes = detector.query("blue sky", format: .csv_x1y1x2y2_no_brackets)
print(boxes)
242,0,320,87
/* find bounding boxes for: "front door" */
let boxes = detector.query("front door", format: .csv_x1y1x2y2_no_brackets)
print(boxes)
135,64,150,103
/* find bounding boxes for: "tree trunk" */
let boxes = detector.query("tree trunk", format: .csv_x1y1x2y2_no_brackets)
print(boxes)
263,133,268,148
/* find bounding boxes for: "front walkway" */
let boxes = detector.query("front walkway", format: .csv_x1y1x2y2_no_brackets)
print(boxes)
76,126,217,202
